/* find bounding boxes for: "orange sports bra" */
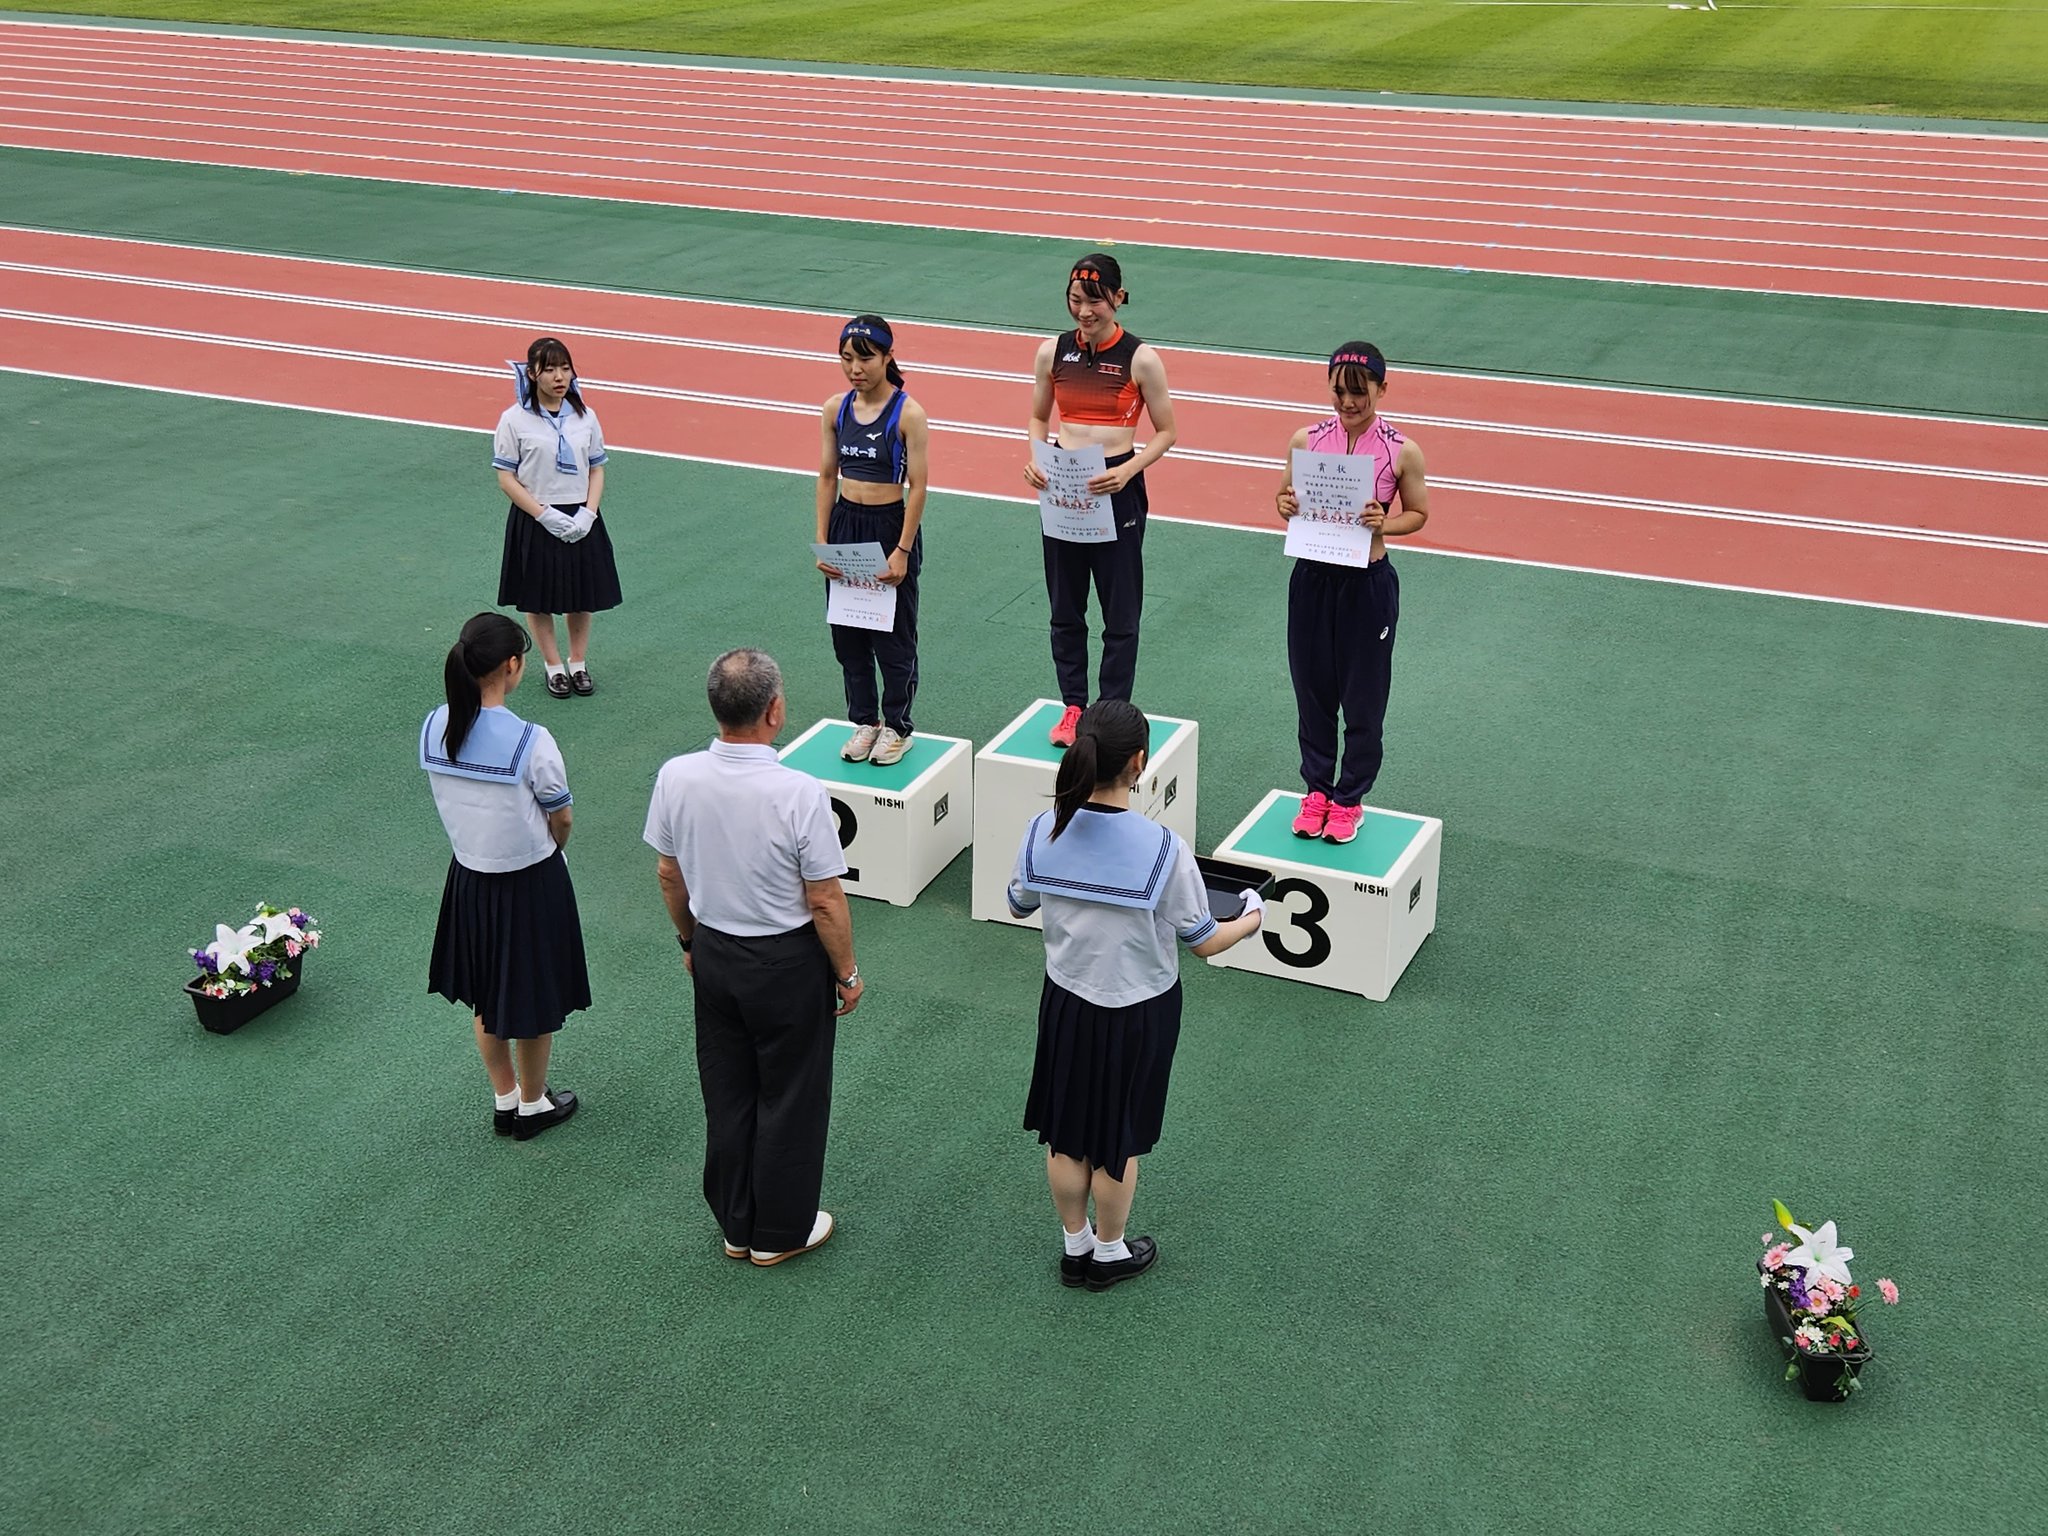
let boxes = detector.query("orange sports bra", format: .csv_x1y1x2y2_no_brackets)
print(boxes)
1051,326,1144,428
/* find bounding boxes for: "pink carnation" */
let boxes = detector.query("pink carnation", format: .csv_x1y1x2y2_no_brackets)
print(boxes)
286,939,302,957
1878,1278,1899,1305
1762,1243,1791,1271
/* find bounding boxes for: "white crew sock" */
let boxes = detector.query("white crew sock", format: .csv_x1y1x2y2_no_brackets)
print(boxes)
517,1091,554,1116
494,1088,520,1112
545,662,567,680
1064,1223,1096,1257
567,657,586,671
1094,1236,1131,1263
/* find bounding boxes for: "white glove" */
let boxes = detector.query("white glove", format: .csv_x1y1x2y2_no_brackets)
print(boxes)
569,507,597,541
538,507,580,541
1239,889,1266,921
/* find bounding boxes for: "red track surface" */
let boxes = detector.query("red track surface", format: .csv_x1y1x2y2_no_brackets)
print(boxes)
4,21,2048,309
6,229,2042,623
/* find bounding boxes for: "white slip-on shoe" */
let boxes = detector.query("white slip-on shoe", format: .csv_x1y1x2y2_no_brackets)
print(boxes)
750,1210,835,1267
841,725,880,762
868,727,911,767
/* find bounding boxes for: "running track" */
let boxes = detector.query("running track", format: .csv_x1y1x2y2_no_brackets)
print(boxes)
7,229,2042,626
4,21,2048,310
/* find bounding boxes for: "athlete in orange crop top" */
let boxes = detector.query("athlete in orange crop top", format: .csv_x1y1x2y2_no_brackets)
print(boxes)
1023,254,1180,745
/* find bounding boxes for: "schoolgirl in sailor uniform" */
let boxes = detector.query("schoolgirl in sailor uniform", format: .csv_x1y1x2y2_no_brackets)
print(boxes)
492,335,623,699
1023,254,1180,747
1273,342,1432,847
1007,700,1264,1290
423,612,590,1140
814,314,930,768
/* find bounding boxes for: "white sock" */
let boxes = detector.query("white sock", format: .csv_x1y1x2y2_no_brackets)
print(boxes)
545,662,567,679
494,1088,519,1111
568,657,585,671
1094,1236,1131,1263
517,1091,553,1116
1064,1223,1096,1257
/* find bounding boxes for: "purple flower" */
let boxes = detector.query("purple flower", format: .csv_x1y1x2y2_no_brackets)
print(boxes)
192,950,218,973
1787,1273,1811,1312
255,960,277,983
290,910,308,927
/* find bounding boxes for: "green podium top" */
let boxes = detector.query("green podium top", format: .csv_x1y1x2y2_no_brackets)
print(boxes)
779,722,957,793
1223,794,1427,881
985,701,1185,765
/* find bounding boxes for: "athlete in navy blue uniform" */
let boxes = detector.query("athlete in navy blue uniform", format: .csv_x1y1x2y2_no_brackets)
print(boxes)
814,315,930,767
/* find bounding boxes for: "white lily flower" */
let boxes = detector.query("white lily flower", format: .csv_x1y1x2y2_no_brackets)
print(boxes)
253,909,302,945
207,923,263,976
1785,1220,1854,1286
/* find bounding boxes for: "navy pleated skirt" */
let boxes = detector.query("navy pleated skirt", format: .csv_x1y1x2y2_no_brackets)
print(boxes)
428,849,591,1038
1024,976,1183,1180
497,503,623,615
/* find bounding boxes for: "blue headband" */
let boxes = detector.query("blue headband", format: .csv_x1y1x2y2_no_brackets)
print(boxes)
1328,346,1385,382
840,319,893,351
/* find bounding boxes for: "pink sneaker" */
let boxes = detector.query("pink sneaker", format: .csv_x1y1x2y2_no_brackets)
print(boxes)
1323,803,1364,845
1049,704,1084,748
1291,791,1331,837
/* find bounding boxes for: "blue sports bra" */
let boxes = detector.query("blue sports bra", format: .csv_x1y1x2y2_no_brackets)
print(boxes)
835,389,909,485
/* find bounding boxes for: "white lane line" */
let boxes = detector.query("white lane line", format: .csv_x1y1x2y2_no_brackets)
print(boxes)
7,78,2048,231
6,124,2044,306
10,224,2045,429
10,257,2047,488
2,17,2043,147
8,359,2044,631
7,306,2042,554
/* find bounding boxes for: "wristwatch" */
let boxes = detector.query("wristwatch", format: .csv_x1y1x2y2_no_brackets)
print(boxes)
677,933,693,953
836,966,860,990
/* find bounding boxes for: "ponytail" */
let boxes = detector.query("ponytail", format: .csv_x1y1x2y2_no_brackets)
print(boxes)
442,612,530,759
1048,699,1149,840
1049,734,1101,842
884,357,906,389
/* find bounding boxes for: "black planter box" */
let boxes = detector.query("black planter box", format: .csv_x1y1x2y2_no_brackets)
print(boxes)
185,952,307,1034
1759,1258,1874,1402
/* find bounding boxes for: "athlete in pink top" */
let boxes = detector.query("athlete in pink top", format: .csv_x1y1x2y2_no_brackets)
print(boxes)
1273,341,1432,844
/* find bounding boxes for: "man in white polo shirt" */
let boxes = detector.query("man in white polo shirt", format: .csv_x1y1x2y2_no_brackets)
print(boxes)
646,648,864,1267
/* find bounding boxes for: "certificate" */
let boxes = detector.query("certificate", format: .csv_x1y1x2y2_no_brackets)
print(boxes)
1033,442,1117,543
813,541,898,633
1283,449,1378,568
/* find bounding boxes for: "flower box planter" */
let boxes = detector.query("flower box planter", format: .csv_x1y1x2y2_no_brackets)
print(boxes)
1760,1258,1873,1402
186,952,307,1034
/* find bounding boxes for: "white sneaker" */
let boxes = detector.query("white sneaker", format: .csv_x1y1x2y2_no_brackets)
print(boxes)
869,727,911,766
841,724,880,762
749,1210,835,1267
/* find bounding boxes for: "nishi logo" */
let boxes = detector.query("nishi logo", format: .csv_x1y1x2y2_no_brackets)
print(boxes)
1409,878,1423,912
933,793,949,826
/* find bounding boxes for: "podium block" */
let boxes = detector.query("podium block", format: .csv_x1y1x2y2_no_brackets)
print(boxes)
779,721,972,907
970,699,1199,927
1208,790,1441,1000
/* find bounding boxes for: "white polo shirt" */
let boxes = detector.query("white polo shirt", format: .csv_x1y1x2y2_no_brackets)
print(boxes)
492,402,608,508
643,740,848,937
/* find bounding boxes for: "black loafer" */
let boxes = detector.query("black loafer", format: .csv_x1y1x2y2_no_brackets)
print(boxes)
546,671,572,699
569,667,594,697
511,1087,578,1140
493,1105,516,1136
1059,1250,1091,1288
1085,1235,1158,1291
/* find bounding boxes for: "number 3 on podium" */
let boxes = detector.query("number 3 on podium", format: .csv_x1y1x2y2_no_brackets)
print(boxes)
1262,877,1332,970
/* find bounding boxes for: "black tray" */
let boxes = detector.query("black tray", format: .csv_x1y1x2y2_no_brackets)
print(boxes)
1197,855,1276,920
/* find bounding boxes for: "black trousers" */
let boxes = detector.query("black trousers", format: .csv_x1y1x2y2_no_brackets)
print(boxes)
826,497,921,734
692,923,837,1253
1043,456,1148,707
1288,557,1400,804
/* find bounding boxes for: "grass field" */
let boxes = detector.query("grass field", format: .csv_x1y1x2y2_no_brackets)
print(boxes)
10,0,2048,121
9,377,2047,1534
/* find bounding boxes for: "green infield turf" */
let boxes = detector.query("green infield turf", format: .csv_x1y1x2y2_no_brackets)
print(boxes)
6,376,2047,1536
8,0,2048,120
